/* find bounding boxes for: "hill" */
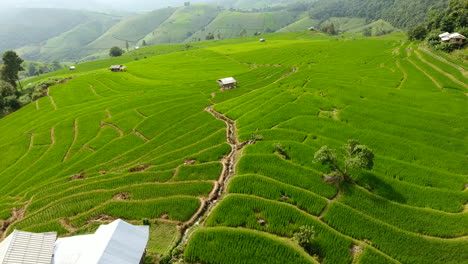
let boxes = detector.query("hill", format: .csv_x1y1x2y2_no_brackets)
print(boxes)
188,9,299,41
142,5,220,45
0,8,121,56
1,32,467,263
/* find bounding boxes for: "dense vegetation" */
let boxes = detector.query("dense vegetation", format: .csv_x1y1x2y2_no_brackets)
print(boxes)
309,0,447,29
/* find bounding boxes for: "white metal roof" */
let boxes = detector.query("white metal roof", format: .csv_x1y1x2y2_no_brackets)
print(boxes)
449,33,466,39
0,230,57,264
217,77,237,85
53,219,149,264
439,32,450,38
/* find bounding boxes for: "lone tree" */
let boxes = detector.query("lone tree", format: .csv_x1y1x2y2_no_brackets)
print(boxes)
109,47,124,57
1,51,24,88
314,140,374,183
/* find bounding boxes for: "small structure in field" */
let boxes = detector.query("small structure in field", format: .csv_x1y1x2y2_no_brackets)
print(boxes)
259,38,266,42
308,26,317,31
0,230,57,264
110,65,126,72
69,66,76,70
439,32,466,44
217,77,238,90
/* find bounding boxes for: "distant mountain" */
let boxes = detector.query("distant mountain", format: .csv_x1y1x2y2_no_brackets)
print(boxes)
0,1,448,63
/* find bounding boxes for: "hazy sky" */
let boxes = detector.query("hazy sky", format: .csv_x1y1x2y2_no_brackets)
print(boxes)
1,0,213,12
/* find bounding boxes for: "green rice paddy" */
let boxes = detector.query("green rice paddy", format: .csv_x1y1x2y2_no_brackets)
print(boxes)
1,32,467,263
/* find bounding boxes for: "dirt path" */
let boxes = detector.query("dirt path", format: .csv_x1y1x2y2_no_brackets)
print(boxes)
88,84,102,97
59,218,77,233
47,88,58,110
415,50,467,89
105,109,112,119
50,126,56,145
134,108,148,118
318,184,343,220
1,198,33,239
132,129,150,142
274,67,298,84
101,122,124,137
173,106,255,250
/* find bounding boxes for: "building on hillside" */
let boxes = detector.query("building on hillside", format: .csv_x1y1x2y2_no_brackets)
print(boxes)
110,65,126,72
0,230,57,264
69,66,76,70
259,39,266,42
217,77,238,90
308,26,317,31
439,32,466,44
53,219,149,264
0,219,149,264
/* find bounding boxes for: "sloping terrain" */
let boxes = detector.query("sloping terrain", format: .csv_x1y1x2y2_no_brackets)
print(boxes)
142,5,220,45
1,33,467,263
189,10,299,41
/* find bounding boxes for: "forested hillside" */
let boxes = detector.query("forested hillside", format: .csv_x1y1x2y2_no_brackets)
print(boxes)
309,0,447,29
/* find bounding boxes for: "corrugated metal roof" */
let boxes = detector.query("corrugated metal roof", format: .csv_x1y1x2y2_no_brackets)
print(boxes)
217,77,237,85
439,32,450,38
54,220,149,264
0,230,57,264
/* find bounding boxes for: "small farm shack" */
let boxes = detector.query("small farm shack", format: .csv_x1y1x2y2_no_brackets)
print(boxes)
260,39,266,42
0,230,57,264
110,65,126,72
69,66,76,70
217,77,238,90
439,32,466,44
308,26,317,31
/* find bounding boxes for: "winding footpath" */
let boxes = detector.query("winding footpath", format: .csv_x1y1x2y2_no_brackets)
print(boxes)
174,106,256,250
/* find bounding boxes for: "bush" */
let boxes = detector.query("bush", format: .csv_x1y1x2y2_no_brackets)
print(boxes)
408,24,427,40
436,42,457,53
109,46,124,57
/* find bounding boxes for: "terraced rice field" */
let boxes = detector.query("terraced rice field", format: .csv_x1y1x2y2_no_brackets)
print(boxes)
0,32,467,263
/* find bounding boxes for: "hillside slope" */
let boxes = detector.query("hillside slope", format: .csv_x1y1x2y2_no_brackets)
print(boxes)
188,10,299,41
1,33,467,263
87,8,177,52
142,5,220,45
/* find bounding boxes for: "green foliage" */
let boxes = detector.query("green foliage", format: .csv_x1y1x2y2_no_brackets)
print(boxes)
293,225,315,249
1,51,24,87
109,46,124,57
408,24,428,40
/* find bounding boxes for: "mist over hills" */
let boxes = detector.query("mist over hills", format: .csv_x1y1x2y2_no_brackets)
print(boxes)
0,0,447,63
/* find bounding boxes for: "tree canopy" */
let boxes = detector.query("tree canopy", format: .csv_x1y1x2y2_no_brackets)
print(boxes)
109,46,124,57
1,51,24,88
314,140,374,182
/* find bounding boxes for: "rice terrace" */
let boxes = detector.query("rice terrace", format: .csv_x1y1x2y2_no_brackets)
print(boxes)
0,1,467,264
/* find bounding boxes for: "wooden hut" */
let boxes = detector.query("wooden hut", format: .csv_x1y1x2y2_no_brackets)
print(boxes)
217,77,238,90
110,65,126,72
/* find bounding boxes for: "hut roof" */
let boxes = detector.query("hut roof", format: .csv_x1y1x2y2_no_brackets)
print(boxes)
217,77,237,85
53,219,149,264
0,230,57,264
439,32,450,38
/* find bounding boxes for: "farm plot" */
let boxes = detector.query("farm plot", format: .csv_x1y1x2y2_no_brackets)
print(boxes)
186,36,468,264
0,42,292,256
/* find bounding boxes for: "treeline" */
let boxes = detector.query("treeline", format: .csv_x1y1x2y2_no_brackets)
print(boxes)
308,0,447,29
